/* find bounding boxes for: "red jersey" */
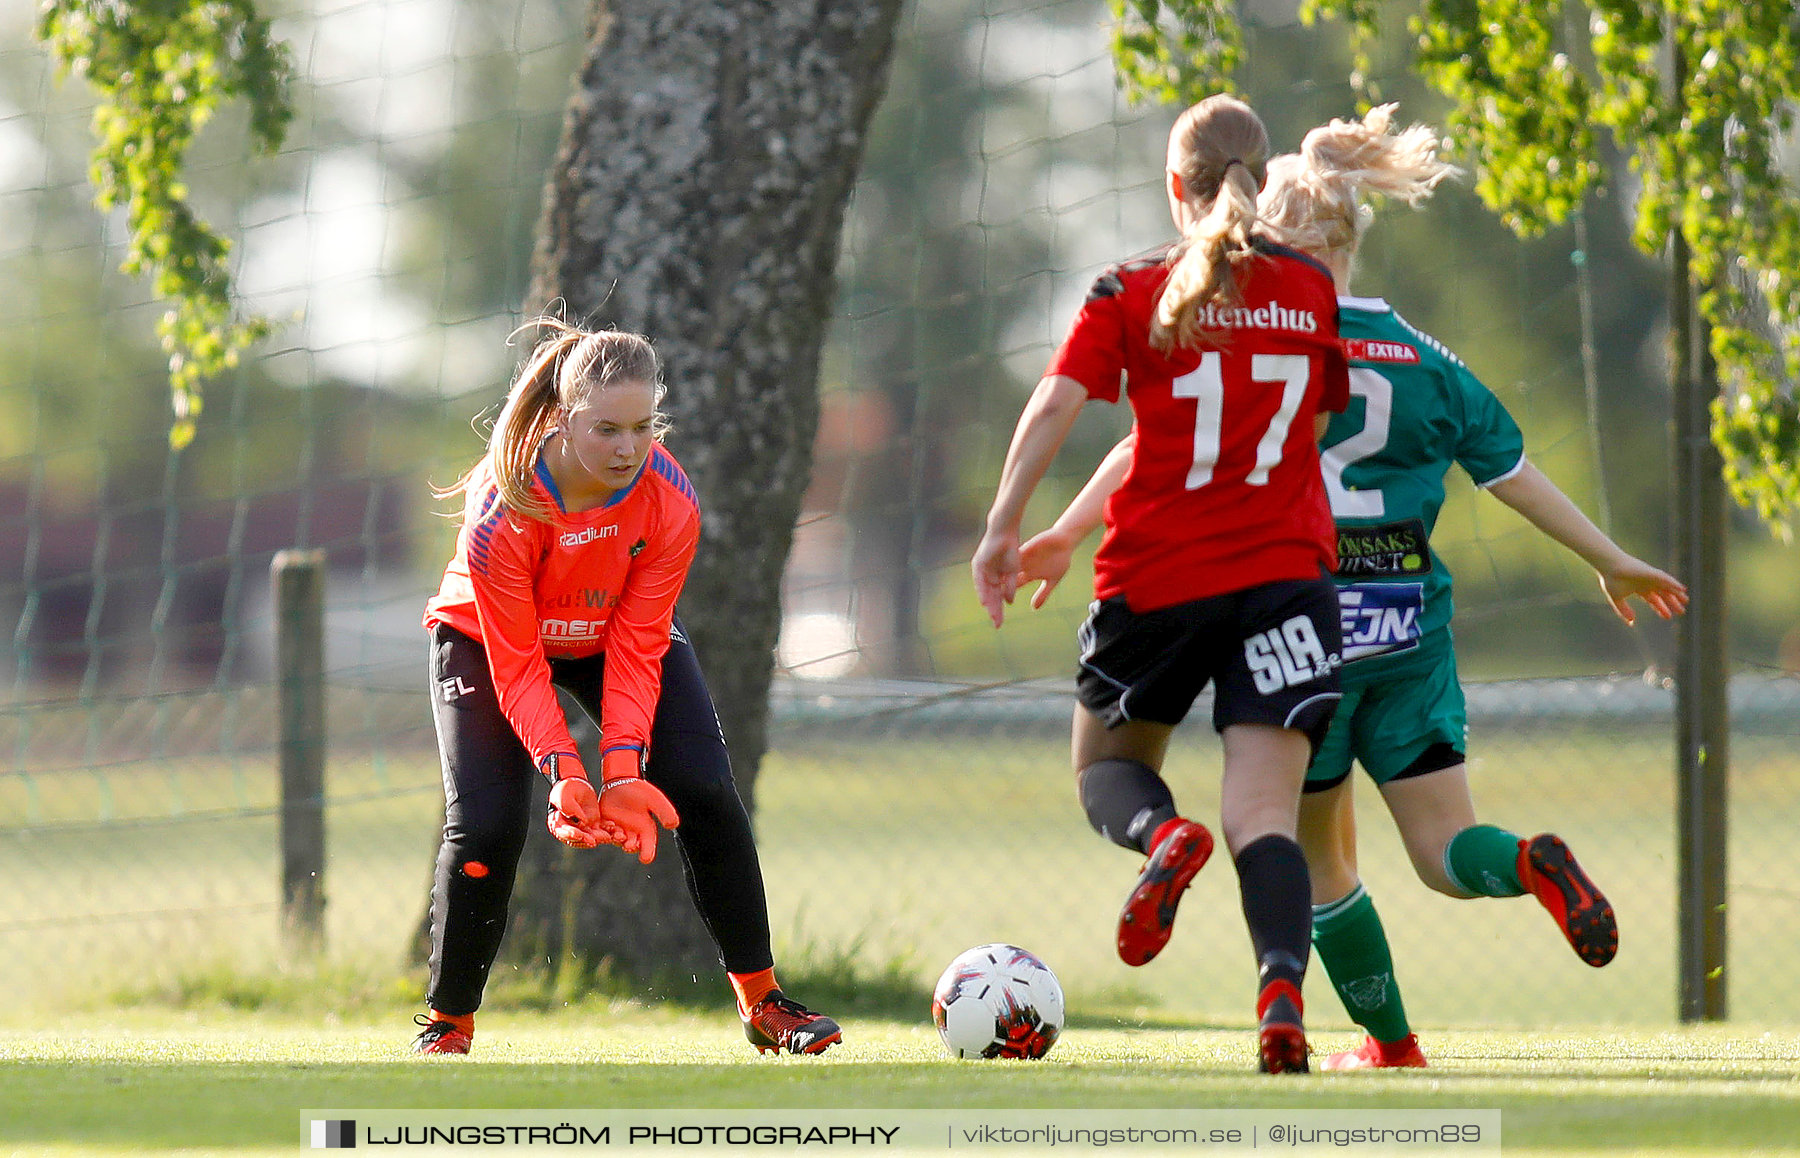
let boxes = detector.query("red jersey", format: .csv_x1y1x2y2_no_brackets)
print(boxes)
424,444,701,769
1046,239,1348,612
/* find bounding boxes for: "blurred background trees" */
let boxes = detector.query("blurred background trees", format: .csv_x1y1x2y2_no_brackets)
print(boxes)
10,0,1797,698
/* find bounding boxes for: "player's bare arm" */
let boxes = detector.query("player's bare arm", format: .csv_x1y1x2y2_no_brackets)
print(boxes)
1018,433,1133,610
972,373,1088,626
1485,458,1689,625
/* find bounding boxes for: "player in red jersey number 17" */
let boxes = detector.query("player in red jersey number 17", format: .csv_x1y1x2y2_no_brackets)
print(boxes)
973,94,1350,1074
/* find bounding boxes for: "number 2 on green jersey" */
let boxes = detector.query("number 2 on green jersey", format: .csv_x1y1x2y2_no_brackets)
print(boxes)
1321,367,1393,517
1172,352,1311,490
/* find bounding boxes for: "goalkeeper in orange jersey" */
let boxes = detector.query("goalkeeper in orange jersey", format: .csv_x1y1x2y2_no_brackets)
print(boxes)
1017,106,1686,1072
413,318,839,1057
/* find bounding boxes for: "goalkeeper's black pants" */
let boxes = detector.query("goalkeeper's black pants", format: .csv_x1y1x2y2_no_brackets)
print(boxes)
424,621,774,1016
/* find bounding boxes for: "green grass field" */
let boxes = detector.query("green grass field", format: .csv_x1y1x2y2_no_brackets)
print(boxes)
7,714,1800,1153
6,724,1800,1027
3,1005,1799,1155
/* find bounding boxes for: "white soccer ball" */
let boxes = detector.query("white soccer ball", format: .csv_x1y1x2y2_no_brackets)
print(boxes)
931,943,1065,1059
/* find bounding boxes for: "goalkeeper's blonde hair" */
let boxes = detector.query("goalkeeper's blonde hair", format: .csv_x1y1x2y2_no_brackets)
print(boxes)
1258,104,1461,272
441,318,666,523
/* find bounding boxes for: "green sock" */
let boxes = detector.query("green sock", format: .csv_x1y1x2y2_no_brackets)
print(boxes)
1312,885,1412,1044
1443,824,1526,897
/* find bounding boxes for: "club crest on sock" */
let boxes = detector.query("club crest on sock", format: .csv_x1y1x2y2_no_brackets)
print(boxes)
1345,973,1392,1011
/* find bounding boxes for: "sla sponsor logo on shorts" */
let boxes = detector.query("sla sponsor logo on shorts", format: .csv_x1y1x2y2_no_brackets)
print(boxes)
1336,518,1431,578
1339,582,1425,663
1245,615,1341,693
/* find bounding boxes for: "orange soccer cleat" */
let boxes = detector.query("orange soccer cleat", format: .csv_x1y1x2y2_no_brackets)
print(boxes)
1518,834,1618,968
1116,818,1214,967
411,1014,473,1055
743,991,842,1056
1256,978,1310,1074
1320,1033,1428,1071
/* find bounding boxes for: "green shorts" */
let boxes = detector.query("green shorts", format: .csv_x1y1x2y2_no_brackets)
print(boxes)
1305,632,1466,789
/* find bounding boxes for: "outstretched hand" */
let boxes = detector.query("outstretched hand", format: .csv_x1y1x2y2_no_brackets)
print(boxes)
1016,527,1078,611
599,778,681,864
1598,558,1689,625
971,530,1022,628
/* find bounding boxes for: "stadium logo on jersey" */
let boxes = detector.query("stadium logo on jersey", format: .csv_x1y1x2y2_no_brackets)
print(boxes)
1336,519,1431,577
1343,338,1419,364
559,524,618,548
1244,615,1341,694
1193,301,1319,333
541,618,609,640
1338,582,1425,663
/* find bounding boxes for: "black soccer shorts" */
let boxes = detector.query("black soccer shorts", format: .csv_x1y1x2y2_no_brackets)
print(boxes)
1075,573,1344,750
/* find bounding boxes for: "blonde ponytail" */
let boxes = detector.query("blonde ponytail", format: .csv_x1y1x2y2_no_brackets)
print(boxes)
489,325,582,521
439,318,663,523
1151,95,1270,353
1258,104,1461,269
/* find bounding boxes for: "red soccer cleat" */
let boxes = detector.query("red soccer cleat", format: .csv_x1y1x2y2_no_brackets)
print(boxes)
1116,818,1214,966
1256,978,1309,1074
411,1014,472,1055
1321,1033,1428,1071
743,991,842,1056
1517,833,1618,967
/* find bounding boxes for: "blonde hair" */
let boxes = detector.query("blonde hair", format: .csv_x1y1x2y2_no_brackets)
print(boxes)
1151,94,1270,352
442,318,664,522
1257,104,1461,271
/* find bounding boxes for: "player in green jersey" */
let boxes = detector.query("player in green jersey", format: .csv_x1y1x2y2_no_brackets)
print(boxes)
1264,109,1685,1070
1015,105,1688,1072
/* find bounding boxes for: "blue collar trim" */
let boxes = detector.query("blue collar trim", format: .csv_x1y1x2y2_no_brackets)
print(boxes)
534,459,567,513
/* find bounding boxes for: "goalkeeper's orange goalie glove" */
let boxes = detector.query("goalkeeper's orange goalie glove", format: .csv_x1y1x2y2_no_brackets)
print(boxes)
538,753,614,848
599,747,681,864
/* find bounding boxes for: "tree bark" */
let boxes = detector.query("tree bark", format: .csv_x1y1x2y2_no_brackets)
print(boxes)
494,0,903,989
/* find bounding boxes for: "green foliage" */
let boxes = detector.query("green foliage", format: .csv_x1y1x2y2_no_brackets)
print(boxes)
1405,0,1599,235
1298,0,1383,101
36,0,292,450
1123,0,1800,531
1107,0,1242,104
1669,8,1800,534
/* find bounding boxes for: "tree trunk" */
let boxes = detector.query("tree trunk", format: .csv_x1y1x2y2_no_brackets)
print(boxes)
495,0,903,989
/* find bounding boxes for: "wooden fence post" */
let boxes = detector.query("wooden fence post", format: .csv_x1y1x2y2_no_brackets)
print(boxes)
274,549,327,956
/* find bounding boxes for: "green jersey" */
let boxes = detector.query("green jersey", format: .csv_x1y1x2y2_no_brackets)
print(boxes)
1320,297,1524,678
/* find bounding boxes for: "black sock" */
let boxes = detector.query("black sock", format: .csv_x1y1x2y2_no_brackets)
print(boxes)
1078,759,1177,853
1233,834,1312,992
